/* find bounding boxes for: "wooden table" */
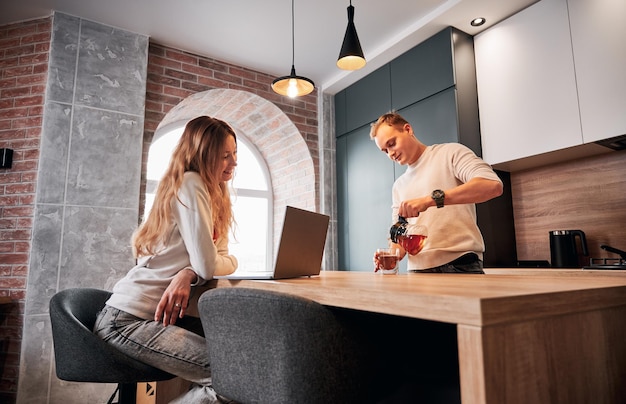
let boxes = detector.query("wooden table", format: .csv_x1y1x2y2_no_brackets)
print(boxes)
211,269,626,404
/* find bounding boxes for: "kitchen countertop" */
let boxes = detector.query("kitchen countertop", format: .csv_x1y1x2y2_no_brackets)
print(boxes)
211,268,626,327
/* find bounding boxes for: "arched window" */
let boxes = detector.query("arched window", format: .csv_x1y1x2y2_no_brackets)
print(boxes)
145,122,272,273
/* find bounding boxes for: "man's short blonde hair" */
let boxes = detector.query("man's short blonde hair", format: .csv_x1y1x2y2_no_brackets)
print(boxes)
369,112,409,139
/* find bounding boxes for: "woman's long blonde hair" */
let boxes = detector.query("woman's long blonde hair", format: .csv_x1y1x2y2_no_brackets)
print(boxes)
133,116,236,257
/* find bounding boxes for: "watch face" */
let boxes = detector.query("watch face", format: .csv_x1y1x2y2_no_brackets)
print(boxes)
432,190,444,199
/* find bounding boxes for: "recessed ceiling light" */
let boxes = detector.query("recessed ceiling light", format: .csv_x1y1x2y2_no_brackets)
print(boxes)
471,17,486,27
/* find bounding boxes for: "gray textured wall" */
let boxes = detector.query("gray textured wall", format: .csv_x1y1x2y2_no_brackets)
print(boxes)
19,12,148,403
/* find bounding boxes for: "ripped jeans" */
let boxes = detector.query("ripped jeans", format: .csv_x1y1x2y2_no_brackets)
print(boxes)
93,305,220,403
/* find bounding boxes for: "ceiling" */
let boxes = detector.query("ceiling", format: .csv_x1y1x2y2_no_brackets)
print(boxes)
1,0,538,95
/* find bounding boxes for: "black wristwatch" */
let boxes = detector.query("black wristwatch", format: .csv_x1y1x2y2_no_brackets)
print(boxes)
431,189,445,208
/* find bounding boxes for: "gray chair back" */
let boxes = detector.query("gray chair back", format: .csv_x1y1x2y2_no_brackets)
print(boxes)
199,287,376,404
49,288,174,383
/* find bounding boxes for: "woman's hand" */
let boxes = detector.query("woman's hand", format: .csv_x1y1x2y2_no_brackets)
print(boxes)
155,267,197,326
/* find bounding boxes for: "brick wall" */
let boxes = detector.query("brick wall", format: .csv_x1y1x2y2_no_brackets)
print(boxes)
141,43,319,216
0,17,51,402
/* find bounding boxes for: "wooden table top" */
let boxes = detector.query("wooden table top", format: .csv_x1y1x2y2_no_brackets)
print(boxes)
211,269,626,327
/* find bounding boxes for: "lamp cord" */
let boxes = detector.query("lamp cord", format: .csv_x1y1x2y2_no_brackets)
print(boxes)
291,0,295,66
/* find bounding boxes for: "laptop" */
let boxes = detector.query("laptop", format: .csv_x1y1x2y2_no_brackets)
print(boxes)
215,206,330,280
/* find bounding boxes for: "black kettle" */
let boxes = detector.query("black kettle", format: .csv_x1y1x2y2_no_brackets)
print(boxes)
549,230,589,268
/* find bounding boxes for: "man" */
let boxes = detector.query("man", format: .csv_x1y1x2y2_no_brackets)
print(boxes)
370,112,503,273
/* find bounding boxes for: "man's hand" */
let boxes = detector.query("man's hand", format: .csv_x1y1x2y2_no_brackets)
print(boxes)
398,196,431,218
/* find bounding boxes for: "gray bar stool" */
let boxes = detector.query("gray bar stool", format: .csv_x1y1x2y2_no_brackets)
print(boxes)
49,288,174,404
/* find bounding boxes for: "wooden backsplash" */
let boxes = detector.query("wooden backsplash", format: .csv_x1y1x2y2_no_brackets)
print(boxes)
511,149,626,264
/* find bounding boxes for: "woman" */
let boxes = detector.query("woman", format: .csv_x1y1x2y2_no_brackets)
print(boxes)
94,116,238,403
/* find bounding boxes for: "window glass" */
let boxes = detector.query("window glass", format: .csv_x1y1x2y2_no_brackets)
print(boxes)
232,140,267,190
229,196,268,271
147,127,182,182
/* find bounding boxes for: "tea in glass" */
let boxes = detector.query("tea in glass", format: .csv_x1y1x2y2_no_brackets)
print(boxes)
375,248,400,275
398,233,427,255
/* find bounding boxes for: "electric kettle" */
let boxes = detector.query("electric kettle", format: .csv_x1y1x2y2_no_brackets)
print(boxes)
549,230,589,268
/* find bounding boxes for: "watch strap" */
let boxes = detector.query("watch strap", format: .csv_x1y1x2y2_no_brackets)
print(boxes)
432,189,445,208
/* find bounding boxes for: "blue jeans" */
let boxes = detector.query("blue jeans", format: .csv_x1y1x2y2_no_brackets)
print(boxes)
93,306,220,403
409,253,485,274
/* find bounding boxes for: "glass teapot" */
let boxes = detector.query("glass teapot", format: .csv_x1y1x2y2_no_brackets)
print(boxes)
389,216,428,255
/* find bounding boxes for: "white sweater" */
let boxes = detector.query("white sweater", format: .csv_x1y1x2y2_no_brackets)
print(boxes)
107,172,238,320
392,143,502,270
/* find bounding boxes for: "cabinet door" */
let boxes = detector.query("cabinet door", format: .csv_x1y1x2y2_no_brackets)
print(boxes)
345,65,391,133
398,88,459,147
336,135,349,270
390,27,454,109
474,0,582,165
335,90,347,136
340,126,395,272
568,0,626,142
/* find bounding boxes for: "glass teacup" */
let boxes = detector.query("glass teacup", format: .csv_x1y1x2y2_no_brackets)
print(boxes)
375,248,400,275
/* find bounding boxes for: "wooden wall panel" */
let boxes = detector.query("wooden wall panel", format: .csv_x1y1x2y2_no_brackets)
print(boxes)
511,150,626,263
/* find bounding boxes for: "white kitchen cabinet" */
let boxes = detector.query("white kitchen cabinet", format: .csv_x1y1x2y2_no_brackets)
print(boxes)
474,0,582,165
568,0,626,143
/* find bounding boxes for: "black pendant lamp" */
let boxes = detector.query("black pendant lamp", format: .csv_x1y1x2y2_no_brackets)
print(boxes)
337,0,366,70
272,0,315,97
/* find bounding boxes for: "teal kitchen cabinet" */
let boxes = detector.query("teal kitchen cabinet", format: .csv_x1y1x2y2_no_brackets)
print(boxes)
390,28,454,110
337,126,395,271
340,65,392,135
392,27,482,157
397,88,459,148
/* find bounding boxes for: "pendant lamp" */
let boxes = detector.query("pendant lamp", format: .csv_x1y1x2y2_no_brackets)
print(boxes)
272,0,315,97
337,0,366,70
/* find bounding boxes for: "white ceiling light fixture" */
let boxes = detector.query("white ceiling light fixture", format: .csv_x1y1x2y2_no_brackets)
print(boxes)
471,17,486,27
271,0,315,98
